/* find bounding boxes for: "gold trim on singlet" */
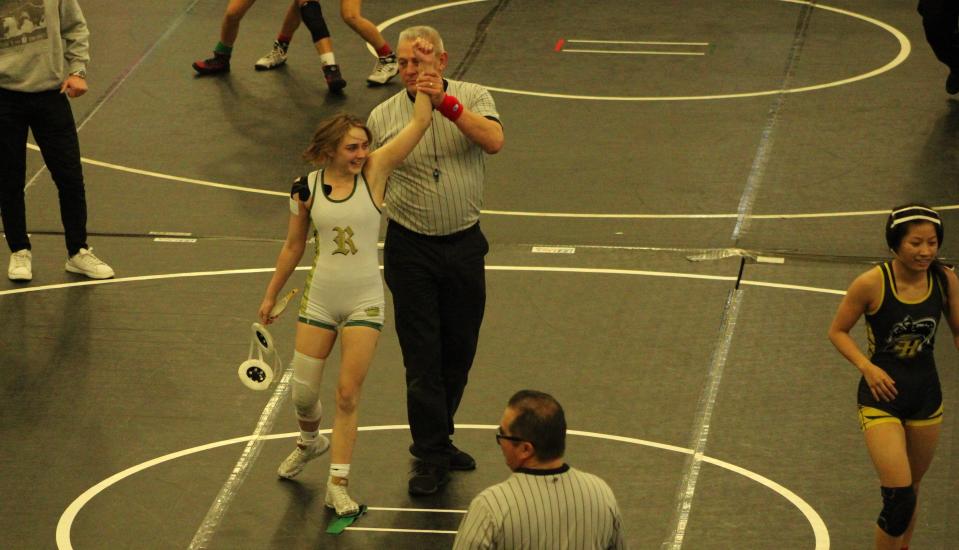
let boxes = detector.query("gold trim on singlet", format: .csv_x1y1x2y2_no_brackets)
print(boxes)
867,265,885,316
885,262,934,305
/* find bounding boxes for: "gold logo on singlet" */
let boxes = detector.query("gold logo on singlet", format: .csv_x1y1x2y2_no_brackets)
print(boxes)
332,226,358,255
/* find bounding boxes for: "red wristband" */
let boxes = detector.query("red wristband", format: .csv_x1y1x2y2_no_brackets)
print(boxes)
437,94,464,121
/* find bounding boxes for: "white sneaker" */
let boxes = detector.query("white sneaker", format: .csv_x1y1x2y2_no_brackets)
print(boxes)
366,54,398,85
277,435,330,479
65,247,114,279
255,42,288,71
325,477,360,516
8,249,32,281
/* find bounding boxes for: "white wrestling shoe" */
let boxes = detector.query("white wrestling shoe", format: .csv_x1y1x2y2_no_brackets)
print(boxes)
255,42,288,71
277,435,330,479
366,54,398,86
325,477,360,516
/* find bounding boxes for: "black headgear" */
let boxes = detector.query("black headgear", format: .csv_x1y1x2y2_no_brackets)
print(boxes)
885,205,943,250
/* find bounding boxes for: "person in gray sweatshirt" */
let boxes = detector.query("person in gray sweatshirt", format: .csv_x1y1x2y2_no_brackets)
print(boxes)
0,0,113,282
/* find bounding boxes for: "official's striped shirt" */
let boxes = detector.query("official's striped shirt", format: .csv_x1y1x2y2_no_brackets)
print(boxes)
367,79,500,236
453,464,626,550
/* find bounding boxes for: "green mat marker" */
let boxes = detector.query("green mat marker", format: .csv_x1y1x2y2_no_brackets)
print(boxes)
325,505,368,535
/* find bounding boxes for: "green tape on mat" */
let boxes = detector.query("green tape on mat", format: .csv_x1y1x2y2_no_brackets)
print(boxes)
325,504,367,534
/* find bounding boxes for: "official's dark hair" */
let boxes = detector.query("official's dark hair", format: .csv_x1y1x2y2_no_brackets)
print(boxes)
303,113,372,165
507,390,566,461
885,203,949,298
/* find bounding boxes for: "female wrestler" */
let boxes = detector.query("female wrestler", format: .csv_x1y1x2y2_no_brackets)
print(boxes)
829,204,959,550
256,39,437,516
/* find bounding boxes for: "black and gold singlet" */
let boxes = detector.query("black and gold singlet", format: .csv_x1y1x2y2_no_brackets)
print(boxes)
859,262,944,419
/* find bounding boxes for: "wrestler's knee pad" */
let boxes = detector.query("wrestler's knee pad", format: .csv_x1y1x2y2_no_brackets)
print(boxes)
299,1,330,43
877,485,916,537
291,351,325,422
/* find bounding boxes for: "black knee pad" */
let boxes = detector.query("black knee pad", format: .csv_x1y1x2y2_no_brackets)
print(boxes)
299,1,330,43
877,485,916,537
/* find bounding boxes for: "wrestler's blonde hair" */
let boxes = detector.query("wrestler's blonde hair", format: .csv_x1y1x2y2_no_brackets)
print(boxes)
302,113,371,165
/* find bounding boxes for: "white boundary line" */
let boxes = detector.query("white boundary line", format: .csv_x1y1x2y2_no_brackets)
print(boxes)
28,143,956,220
345,527,459,534
372,0,911,102
567,39,710,46
561,49,706,56
367,507,466,514
0,264,849,298
740,279,846,295
25,144,286,197
56,425,828,548
27,143,959,220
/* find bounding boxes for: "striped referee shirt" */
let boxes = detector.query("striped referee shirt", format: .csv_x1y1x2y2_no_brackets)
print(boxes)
453,464,626,550
367,79,500,236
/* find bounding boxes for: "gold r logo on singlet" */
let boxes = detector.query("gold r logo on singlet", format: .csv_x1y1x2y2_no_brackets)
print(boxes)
332,226,358,255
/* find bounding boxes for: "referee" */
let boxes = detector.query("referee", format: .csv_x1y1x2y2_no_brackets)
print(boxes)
367,25,504,496
454,390,626,550
917,0,959,94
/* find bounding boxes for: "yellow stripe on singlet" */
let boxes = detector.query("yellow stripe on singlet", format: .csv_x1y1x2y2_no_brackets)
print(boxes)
858,404,944,431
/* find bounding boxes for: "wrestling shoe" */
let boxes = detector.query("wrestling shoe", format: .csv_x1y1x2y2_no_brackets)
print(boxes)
65,248,114,279
8,249,32,281
277,435,330,479
325,477,361,517
323,64,347,94
366,54,398,86
192,53,231,75
255,42,288,71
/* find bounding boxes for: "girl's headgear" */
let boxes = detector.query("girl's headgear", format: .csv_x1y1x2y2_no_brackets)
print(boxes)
885,205,943,250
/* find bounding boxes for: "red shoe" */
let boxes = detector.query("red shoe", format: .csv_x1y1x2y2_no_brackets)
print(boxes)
192,53,231,75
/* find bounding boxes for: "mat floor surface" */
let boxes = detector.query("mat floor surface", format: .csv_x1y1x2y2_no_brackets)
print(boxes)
2,1,957,549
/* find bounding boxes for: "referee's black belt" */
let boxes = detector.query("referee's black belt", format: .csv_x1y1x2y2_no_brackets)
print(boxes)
388,219,481,244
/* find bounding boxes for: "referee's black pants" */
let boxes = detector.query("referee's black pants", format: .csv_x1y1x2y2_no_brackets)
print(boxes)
0,88,88,256
384,220,488,468
918,0,959,70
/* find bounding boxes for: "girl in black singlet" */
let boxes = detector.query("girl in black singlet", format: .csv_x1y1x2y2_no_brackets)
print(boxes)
829,204,959,550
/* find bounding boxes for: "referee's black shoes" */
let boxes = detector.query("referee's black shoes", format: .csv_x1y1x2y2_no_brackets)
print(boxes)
449,445,477,471
409,462,450,496
947,70,959,95
408,444,477,471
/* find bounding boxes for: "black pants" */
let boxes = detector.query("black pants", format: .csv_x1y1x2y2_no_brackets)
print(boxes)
918,0,959,70
384,220,488,468
0,88,88,256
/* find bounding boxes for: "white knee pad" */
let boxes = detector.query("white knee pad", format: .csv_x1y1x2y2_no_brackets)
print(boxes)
291,351,326,422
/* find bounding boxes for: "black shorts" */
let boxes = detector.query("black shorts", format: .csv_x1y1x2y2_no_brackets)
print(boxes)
856,365,943,430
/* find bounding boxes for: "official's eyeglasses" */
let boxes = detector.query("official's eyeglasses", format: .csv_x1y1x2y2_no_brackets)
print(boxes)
495,427,526,444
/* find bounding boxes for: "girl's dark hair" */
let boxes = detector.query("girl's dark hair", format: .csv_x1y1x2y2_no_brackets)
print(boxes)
885,203,949,298
302,113,372,165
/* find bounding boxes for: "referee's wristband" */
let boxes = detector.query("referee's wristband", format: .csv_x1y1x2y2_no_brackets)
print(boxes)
437,94,464,122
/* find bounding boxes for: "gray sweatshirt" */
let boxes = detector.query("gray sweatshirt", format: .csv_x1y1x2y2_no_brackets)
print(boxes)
0,0,89,92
